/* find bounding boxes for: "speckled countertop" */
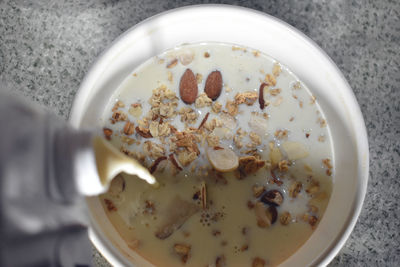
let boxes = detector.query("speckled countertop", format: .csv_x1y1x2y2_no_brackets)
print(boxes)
1,0,399,266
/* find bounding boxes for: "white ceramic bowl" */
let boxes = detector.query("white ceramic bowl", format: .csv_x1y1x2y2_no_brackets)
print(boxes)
70,5,369,266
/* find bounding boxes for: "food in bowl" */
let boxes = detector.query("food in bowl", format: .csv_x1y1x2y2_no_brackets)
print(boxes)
100,43,334,266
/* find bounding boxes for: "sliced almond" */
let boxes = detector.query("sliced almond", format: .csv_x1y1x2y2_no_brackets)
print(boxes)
282,141,309,160
206,145,239,172
249,113,268,136
204,70,223,100
254,202,271,228
269,143,282,166
179,69,198,104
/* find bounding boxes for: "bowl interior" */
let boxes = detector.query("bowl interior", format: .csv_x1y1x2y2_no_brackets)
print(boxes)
71,5,368,267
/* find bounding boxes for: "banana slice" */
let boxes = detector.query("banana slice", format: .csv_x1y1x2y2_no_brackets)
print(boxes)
206,145,239,172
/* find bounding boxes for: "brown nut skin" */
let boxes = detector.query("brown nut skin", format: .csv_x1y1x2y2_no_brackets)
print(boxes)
179,69,198,104
261,190,284,206
204,70,223,100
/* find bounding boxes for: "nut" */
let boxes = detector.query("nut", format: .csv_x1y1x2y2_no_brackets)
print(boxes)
136,126,153,138
204,70,223,100
179,69,198,104
206,145,239,172
261,190,284,206
123,121,135,135
254,201,271,228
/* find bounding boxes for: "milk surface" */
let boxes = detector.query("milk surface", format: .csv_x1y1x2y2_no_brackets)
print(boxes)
99,43,334,266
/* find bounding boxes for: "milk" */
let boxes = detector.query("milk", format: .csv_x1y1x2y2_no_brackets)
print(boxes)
100,43,334,266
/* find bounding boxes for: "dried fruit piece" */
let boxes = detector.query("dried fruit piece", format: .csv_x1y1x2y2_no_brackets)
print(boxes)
206,145,239,172
261,190,284,206
198,112,210,129
252,257,266,267
179,69,198,104
204,70,223,100
259,83,267,109
103,127,113,140
149,156,168,174
282,141,309,160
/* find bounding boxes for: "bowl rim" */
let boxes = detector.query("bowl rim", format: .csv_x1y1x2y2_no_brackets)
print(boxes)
70,4,369,267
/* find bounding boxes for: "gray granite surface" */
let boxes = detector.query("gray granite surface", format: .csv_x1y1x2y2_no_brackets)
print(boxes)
0,0,399,266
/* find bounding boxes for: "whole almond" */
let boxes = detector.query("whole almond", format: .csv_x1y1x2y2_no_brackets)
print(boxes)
204,70,223,100
179,69,198,104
